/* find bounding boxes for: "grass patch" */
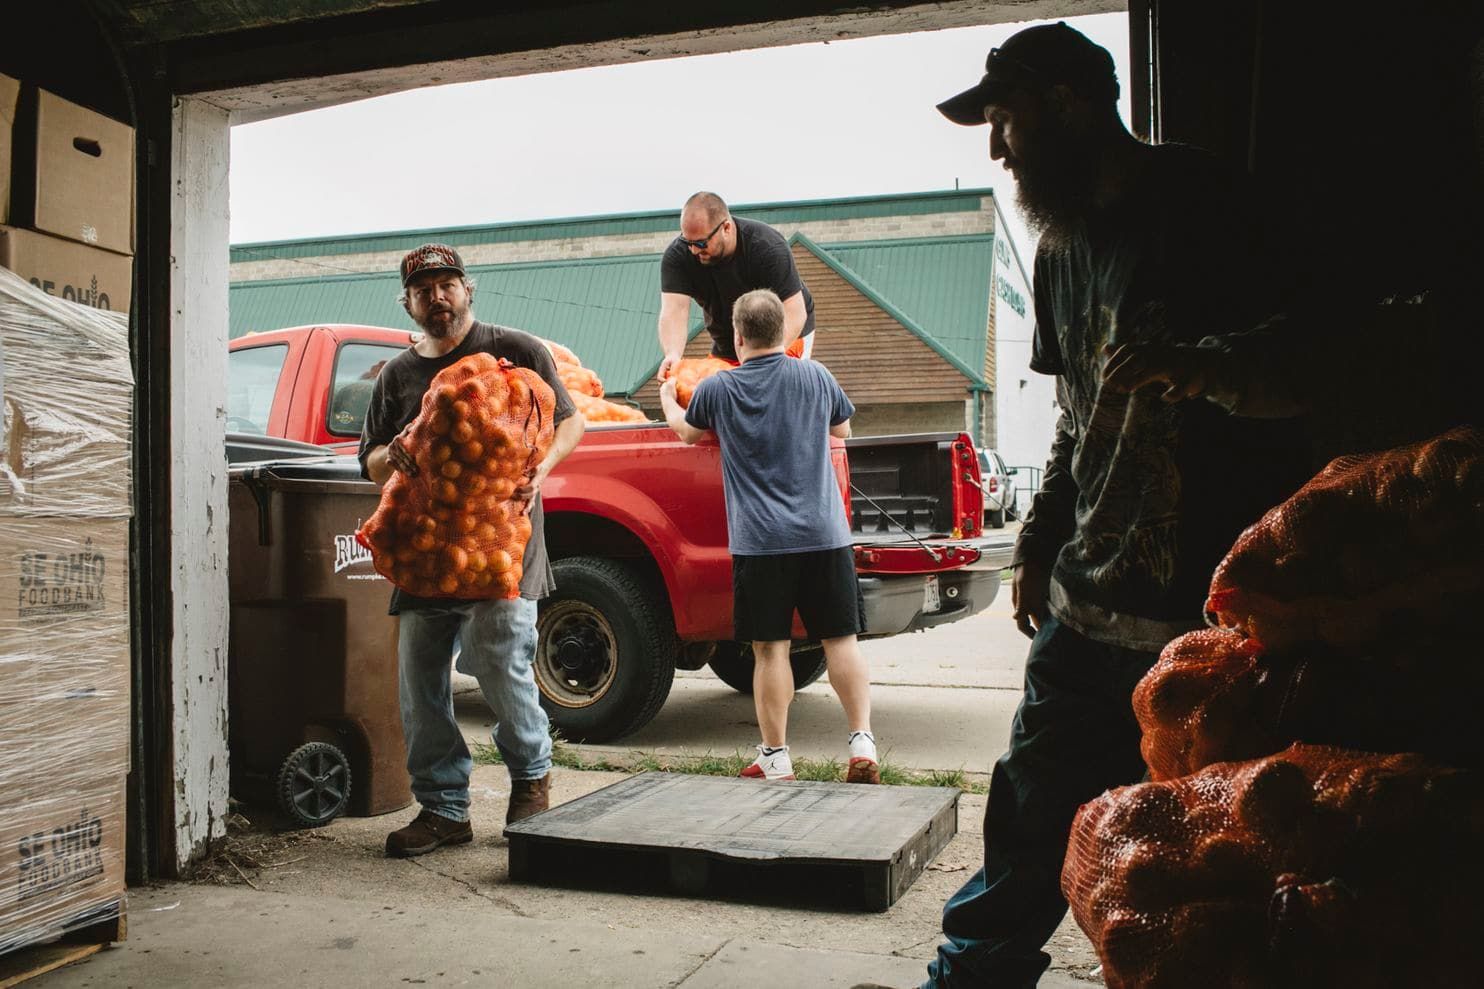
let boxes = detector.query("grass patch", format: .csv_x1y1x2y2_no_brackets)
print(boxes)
472,734,986,794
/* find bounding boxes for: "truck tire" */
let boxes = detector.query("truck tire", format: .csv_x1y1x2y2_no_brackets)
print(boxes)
708,643,829,694
536,557,677,743
989,506,1006,528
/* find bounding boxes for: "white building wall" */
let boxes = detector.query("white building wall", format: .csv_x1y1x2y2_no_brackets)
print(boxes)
991,236,1056,516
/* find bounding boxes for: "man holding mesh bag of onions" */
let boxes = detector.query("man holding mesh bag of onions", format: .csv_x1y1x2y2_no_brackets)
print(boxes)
359,244,584,857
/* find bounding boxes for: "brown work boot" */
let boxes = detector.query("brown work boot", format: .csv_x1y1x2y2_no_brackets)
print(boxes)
385,809,473,858
506,774,551,824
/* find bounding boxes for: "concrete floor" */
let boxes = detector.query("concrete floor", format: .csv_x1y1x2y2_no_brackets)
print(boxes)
36,770,1101,989
33,534,1108,987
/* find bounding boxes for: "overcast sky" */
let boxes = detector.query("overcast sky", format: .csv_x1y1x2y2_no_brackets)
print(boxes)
228,12,1130,260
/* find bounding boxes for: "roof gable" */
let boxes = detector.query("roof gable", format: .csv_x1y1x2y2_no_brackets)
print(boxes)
795,233,991,384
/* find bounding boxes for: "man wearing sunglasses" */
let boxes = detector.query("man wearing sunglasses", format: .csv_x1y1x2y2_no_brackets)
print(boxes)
919,21,1306,989
656,191,815,381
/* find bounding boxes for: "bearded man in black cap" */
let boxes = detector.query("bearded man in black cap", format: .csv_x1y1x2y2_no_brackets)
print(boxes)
359,243,585,856
920,22,1305,987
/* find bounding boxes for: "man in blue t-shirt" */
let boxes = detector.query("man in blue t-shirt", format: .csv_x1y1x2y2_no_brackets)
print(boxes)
658,288,878,784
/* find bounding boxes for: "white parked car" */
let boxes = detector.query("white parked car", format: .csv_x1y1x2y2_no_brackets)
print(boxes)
978,449,1019,529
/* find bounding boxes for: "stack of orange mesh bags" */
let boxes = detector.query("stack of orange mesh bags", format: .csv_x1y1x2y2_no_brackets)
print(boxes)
1061,426,1484,987
544,340,649,424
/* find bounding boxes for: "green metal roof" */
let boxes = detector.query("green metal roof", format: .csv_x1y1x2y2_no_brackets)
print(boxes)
810,234,993,383
229,188,993,263
230,253,689,396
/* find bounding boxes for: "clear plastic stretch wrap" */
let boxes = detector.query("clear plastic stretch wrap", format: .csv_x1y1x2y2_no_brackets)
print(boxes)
0,267,132,955
1063,745,1484,989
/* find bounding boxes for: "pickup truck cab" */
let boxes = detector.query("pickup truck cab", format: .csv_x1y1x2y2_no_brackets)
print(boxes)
228,324,1014,741
228,324,417,451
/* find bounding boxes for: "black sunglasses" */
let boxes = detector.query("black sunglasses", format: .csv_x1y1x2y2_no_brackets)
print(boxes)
678,218,727,250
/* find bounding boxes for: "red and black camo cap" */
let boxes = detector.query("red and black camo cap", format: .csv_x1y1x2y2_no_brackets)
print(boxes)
399,243,467,287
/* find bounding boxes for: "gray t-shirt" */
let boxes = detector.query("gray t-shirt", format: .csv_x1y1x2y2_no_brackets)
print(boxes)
358,322,576,608
684,353,855,555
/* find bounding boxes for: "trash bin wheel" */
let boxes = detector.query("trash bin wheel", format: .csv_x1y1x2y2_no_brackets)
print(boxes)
536,557,677,742
276,741,352,828
708,643,828,694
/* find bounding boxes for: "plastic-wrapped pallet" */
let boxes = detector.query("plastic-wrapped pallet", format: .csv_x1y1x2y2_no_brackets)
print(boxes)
1062,744,1484,989
0,267,132,956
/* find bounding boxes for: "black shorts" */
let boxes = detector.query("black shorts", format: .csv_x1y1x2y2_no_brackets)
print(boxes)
732,546,863,643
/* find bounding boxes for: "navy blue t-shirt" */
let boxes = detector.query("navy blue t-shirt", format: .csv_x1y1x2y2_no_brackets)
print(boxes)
684,354,854,555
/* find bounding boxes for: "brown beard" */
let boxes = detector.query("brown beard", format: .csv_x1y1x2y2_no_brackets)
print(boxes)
1013,125,1100,250
415,300,468,338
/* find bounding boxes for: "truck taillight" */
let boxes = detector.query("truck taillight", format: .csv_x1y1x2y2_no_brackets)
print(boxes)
988,477,999,493
833,443,851,520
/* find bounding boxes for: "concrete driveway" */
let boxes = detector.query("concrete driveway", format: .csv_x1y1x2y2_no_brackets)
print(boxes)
453,565,1033,777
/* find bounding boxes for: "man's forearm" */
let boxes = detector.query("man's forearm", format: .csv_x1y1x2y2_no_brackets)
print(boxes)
539,414,586,475
1011,412,1078,569
782,294,806,345
660,395,704,444
658,312,689,361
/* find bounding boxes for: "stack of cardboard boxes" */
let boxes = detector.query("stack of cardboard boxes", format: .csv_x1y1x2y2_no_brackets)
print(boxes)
0,73,133,315
0,67,134,960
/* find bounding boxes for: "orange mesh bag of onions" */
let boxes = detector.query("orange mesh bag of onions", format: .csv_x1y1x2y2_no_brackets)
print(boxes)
357,354,554,599
1135,625,1484,782
667,356,736,408
1061,744,1484,989
1205,425,1483,652
542,338,651,423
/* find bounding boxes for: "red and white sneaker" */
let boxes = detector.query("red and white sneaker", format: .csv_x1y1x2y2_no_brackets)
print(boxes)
739,745,795,781
846,730,880,784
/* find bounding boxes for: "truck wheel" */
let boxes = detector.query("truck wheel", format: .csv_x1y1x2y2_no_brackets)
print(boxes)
276,741,351,828
536,557,677,743
988,507,1006,529
708,643,829,694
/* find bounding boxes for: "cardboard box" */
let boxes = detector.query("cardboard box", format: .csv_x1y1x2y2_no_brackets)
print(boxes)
0,773,125,954
0,515,131,756
0,267,133,518
10,88,134,256
0,75,18,227
0,513,129,953
0,226,131,314
0,515,130,659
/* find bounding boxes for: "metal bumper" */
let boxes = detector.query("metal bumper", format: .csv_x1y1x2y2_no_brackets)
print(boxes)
860,566,1004,637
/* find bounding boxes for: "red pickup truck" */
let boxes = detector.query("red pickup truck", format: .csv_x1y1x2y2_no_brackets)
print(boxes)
228,324,1013,741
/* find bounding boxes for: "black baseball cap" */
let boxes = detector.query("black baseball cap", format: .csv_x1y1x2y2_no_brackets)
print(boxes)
400,243,467,287
936,22,1118,126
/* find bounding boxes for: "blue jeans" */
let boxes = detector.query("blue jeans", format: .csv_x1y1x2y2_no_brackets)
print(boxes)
925,617,1156,988
397,597,552,822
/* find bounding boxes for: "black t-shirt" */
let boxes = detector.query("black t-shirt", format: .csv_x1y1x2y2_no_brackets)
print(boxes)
1018,144,1310,650
358,322,576,609
660,216,815,361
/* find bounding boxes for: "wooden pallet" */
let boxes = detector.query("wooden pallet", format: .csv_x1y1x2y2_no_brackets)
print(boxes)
505,772,959,911
0,904,126,988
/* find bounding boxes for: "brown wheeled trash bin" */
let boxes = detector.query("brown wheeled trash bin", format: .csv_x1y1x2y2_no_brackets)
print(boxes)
227,458,411,827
